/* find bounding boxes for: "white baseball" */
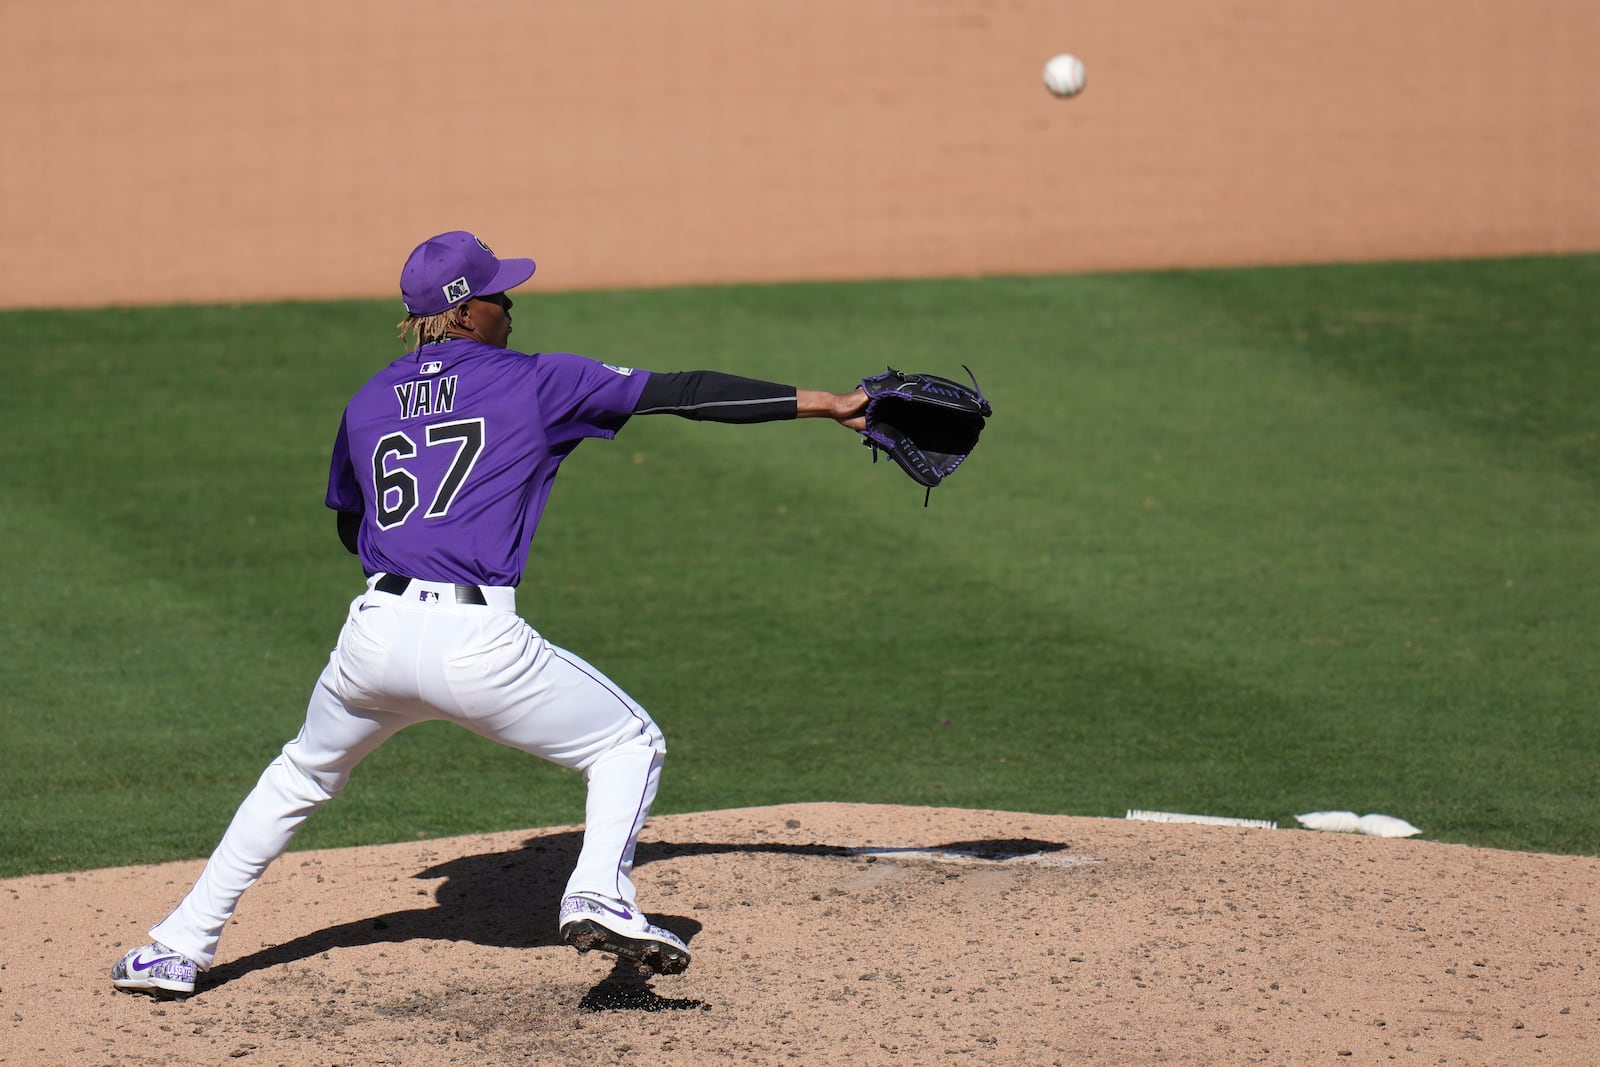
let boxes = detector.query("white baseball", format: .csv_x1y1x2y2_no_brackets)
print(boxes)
1043,53,1086,98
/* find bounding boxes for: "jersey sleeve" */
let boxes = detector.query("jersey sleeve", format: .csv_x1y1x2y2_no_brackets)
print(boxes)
537,353,652,446
324,410,364,513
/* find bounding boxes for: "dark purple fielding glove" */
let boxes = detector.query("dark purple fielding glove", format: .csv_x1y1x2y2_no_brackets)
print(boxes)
858,366,991,501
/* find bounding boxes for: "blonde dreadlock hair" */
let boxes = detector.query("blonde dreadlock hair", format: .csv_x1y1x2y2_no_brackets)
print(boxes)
396,305,469,351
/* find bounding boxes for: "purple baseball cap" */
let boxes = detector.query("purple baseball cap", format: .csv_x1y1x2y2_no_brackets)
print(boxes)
400,231,536,315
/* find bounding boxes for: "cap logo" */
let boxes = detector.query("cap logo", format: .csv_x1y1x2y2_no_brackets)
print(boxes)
441,276,472,305
474,236,493,253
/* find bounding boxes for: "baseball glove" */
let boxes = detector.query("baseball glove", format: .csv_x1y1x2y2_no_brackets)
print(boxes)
858,366,991,503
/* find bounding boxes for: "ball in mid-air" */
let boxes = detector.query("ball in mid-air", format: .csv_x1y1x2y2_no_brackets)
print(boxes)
1042,53,1086,98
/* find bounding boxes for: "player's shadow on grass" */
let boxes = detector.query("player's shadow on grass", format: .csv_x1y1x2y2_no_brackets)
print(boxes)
203,830,1071,1009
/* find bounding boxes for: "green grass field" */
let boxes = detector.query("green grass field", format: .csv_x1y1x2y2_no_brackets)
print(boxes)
3,254,1597,877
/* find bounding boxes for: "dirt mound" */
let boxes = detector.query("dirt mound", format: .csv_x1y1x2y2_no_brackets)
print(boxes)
7,803,1596,1065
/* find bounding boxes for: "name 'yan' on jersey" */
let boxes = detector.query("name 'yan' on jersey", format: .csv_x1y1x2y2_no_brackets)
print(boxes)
325,340,648,588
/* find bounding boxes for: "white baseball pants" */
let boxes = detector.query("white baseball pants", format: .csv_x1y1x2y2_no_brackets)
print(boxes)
151,575,665,969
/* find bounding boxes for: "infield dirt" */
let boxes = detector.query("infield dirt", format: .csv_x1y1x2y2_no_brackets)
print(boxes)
7,803,1599,1065
3,1,1597,309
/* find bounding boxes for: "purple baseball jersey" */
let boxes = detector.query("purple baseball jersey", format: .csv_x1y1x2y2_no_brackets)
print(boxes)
326,341,650,586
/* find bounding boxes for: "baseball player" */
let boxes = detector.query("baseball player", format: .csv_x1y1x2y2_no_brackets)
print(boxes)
112,230,869,998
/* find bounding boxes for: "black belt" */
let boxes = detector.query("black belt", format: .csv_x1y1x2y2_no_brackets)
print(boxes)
374,573,488,606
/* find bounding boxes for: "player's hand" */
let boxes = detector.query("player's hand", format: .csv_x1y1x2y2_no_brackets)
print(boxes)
796,388,869,428
834,388,868,430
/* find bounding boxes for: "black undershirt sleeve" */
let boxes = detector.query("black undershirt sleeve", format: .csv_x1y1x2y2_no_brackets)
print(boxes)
336,509,361,555
633,370,799,423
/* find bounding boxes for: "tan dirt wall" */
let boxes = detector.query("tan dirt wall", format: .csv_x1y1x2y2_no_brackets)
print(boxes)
2,1,1597,310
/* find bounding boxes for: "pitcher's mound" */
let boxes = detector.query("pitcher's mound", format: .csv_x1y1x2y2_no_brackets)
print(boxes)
9,803,1597,1064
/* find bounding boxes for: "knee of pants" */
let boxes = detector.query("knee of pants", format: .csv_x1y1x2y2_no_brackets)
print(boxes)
612,719,666,761
583,719,665,774
271,745,347,802
640,719,666,757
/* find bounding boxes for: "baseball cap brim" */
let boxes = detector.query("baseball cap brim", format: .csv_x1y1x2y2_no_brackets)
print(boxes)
484,257,536,297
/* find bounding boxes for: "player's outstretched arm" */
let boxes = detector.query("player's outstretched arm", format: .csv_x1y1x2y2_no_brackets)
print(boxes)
635,370,864,429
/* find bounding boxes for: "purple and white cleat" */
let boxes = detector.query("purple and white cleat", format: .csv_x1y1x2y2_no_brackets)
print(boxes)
558,893,691,975
111,941,198,998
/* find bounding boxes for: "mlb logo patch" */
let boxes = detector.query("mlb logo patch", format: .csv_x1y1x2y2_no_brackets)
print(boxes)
421,361,443,375
418,590,440,603
442,276,472,305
